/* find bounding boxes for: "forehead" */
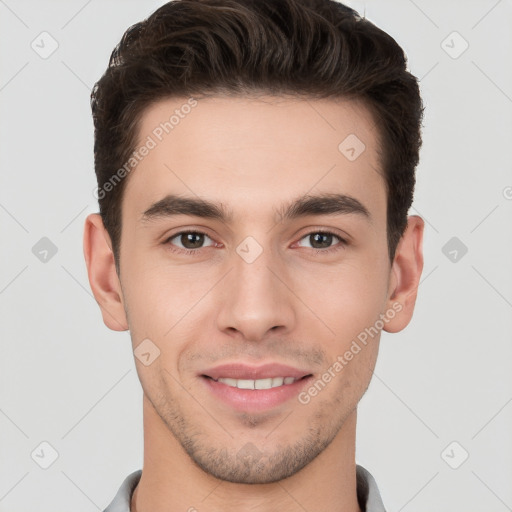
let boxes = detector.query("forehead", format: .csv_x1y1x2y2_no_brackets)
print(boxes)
122,95,385,224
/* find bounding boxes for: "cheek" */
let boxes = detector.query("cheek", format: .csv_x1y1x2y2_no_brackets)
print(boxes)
120,251,214,351
293,256,390,345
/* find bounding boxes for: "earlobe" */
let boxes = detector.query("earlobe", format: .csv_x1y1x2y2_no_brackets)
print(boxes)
383,215,424,333
83,213,129,331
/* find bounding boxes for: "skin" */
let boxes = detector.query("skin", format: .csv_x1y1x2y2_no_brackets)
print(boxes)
83,95,424,512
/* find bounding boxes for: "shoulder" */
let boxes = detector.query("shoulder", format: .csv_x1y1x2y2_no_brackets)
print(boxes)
356,464,387,512
102,469,142,512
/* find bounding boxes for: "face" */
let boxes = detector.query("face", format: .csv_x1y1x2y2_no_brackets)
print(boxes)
107,95,398,483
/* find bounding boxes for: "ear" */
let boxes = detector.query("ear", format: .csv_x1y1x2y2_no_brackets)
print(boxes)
83,213,128,331
383,215,424,333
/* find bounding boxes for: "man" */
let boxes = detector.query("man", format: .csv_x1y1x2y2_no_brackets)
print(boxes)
83,0,424,510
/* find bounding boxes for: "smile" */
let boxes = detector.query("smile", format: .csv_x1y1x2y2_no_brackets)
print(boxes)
209,376,301,389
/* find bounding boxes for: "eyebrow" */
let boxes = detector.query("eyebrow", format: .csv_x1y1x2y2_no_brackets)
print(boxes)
140,192,371,224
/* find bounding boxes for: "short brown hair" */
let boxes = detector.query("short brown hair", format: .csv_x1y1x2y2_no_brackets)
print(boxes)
91,0,423,274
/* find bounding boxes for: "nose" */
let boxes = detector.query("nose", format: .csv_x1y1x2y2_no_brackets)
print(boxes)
216,243,296,343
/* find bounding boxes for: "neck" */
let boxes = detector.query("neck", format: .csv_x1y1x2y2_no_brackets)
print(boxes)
131,394,361,512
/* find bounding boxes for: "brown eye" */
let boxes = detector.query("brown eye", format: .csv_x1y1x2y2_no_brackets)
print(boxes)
296,231,347,253
180,232,205,249
166,231,215,251
309,232,334,249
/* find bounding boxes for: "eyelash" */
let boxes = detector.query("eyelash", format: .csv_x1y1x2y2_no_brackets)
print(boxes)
163,229,347,256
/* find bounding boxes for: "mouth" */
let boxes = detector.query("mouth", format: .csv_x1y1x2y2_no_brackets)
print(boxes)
199,362,314,412
202,374,312,390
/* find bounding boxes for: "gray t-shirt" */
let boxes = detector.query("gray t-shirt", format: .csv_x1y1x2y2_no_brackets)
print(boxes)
103,464,386,512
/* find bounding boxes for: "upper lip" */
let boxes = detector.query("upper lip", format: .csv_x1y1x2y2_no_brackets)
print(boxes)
201,363,312,381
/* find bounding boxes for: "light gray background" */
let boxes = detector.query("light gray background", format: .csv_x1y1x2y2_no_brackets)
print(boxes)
1,0,511,510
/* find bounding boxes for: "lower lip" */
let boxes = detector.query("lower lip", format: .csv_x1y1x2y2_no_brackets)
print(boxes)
201,375,313,412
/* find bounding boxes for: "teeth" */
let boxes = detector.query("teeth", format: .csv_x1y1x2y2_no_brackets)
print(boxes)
237,379,255,390
216,376,298,389
271,377,284,387
255,378,273,389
